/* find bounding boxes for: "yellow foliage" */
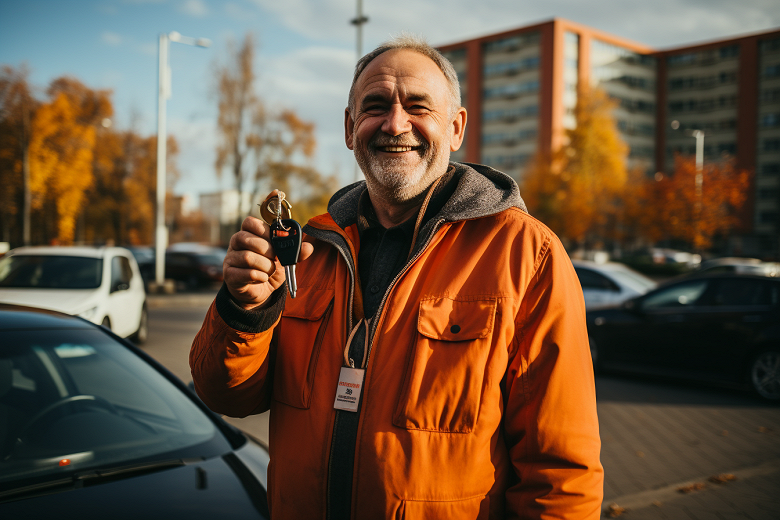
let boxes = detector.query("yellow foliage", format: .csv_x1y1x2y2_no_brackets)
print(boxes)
523,87,628,246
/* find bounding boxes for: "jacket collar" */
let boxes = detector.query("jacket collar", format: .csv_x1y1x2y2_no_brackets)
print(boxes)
325,161,527,231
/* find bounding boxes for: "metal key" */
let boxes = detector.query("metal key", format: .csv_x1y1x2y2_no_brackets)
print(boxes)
270,218,302,298
259,190,302,298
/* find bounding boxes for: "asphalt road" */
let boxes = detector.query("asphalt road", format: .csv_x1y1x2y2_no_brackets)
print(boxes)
140,292,780,518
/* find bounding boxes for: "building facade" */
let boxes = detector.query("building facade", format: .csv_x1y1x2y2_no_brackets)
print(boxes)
439,19,780,258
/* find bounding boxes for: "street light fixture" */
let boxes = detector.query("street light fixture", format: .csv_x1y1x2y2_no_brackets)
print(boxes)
154,31,210,290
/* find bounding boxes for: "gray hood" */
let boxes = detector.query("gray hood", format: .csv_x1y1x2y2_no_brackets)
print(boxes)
324,161,527,230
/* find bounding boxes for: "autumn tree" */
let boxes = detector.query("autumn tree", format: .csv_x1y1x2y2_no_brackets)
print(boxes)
27,77,112,244
214,33,336,229
522,87,628,249
643,155,750,250
0,65,36,245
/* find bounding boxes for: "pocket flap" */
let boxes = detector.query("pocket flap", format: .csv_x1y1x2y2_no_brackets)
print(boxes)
283,288,334,320
417,297,496,341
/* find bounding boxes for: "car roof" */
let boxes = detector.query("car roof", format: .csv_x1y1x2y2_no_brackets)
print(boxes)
6,246,133,259
0,303,95,331
571,259,637,272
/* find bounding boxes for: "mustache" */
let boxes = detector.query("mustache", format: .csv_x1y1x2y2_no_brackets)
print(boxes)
369,132,426,150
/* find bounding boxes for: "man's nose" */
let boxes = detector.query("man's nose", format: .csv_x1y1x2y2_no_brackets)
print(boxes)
380,105,412,136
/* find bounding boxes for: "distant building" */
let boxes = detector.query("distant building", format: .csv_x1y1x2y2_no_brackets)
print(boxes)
199,190,252,245
439,19,780,257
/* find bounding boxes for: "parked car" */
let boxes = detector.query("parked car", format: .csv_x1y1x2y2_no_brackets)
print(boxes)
572,260,657,310
0,304,270,518
125,245,155,284
165,245,226,289
586,273,780,401
0,246,147,343
695,257,779,277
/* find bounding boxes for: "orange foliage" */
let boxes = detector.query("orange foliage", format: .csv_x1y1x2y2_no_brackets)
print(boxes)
644,155,750,250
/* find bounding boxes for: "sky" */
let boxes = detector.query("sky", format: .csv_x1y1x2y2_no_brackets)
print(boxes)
2,0,779,203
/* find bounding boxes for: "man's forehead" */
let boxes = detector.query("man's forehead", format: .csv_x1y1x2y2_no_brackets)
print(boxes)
355,49,448,97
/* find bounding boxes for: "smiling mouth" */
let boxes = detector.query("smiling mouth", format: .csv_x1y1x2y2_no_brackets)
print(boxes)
378,145,417,153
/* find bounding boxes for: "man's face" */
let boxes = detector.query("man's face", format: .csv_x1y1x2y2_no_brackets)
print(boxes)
345,49,466,204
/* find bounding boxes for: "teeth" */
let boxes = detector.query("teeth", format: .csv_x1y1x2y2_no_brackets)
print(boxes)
382,146,413,152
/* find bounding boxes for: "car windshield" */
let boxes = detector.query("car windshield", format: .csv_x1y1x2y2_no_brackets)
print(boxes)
0,328,227,487
0,256,103,289
608,268,657,292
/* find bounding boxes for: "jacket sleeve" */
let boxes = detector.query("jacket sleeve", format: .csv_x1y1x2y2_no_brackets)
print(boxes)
189,283,285,418
503,235,604,519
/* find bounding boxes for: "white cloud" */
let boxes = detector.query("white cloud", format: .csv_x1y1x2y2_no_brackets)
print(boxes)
247,0,780,50
102,31,123,46
179,0,209,18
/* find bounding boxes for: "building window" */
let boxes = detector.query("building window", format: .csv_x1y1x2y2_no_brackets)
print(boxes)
759,188,779,200
482,129,538,145
759,212,779,225
483,57,540,77
483,81,539,99
442,48,466,61
668,53,697,66
764,139,780,152
762,89,780,103
717,143,737,155
719,45,740,59
762,163,780,175
483,105,539,122
765,64,780,78
762,114,780,128
484,32,540,53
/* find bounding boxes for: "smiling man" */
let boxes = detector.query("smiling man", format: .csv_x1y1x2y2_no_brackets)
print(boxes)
191,35,603,519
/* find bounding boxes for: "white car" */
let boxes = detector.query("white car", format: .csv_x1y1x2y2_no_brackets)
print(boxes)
572,259,657,310
0,246,148,342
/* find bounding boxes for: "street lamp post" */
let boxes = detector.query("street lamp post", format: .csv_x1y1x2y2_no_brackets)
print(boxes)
351,0,369,183
155,31,210,289
671,120,706,249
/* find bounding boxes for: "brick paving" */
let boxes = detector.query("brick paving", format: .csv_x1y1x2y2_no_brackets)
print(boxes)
597,375,780,519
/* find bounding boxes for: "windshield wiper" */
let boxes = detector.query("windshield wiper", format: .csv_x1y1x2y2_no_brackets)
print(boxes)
0,457,205,503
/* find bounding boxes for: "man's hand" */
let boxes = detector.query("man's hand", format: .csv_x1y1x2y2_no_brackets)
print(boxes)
223,215,315,310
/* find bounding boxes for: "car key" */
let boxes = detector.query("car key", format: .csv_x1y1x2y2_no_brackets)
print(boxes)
270,218,302,298
260,191,301,299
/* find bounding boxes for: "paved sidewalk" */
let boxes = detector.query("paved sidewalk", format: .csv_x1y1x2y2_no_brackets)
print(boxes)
146,289,217,309
597,376,780,519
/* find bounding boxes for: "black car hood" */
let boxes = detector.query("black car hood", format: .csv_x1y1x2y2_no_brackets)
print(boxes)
1,454,267,520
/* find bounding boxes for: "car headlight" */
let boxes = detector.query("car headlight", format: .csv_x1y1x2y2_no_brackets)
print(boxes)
78,306,99,321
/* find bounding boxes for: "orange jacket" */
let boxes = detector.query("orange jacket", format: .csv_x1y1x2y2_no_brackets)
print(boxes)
191,164,603,519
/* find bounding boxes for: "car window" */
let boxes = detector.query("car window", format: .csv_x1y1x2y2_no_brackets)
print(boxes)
712,279,777,306
641,280,709,310
110,256,132,289
575,268,618,291
0,328,228,485
166,253,192,267
0,256,103,289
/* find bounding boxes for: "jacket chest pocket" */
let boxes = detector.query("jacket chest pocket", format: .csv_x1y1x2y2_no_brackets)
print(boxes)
393,297,496,433
273,289,334,409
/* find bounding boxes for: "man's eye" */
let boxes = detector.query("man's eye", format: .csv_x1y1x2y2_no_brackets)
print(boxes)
363,105,385,114
407,105,430,114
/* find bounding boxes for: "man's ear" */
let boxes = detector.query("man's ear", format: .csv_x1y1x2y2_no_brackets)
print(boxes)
449,107,467,152
344,109,354,150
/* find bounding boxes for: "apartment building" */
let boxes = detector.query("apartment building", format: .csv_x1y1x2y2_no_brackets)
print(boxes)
439,19,780,257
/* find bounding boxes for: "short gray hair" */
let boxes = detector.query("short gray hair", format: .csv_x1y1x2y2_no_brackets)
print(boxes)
347,34,462,117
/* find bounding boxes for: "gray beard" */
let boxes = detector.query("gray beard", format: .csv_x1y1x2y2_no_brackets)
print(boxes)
354,137,449,204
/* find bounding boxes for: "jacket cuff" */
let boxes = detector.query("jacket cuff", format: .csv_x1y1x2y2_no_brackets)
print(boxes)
214,282,286,333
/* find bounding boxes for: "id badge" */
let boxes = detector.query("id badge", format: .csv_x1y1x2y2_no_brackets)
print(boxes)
333,367,365,412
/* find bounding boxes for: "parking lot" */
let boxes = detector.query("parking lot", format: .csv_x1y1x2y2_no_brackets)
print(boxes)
145,292,780,518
